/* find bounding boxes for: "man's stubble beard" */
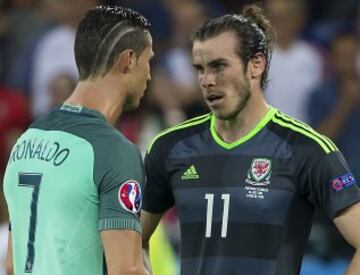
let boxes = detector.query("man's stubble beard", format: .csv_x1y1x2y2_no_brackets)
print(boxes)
216,84,251,121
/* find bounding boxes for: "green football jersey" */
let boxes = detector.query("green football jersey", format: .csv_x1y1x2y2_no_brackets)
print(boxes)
3,104,144,275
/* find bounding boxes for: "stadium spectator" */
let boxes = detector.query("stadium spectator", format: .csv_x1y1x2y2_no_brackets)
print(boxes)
30,0,98,118
308,32,360,181
356,5,360,76
0,86,30,174
3,0,51,91
162,0,207,118
264,0,323,123
148,0,208,129
0,0,6,82
48,73,76,108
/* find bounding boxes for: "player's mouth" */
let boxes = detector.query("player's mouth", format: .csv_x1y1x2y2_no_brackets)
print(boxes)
206,93,224,108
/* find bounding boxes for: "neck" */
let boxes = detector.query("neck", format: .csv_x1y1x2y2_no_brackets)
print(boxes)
64,75,127,125
215,90,269,143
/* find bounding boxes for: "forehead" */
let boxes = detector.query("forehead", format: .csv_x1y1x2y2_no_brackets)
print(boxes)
192,32,240,64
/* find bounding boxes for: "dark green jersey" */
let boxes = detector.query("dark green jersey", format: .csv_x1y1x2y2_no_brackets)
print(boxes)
4,104,144,275
143,107,360,275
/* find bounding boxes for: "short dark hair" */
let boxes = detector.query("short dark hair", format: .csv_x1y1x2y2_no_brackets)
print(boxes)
192,4,276,90
75,5,151,80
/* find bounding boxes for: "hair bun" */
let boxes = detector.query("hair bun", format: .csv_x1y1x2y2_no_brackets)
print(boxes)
242,4,276,43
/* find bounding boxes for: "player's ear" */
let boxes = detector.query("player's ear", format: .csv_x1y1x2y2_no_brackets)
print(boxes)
114,49,137,74
249,53,265,79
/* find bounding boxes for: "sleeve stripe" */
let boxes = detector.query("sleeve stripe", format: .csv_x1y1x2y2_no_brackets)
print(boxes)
177,113,211,126
272,116,332,153
147,114,211,154
99,218,142,234
278,112,337,152
275,112,337,152
323,135,339,151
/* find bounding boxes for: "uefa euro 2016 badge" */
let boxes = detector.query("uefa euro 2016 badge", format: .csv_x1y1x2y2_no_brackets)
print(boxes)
331,173,356,192
245,158,272,186
118,180,142,213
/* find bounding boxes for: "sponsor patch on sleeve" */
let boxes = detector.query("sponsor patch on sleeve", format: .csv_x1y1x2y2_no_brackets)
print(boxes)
331,173,357,192
118,180,142,213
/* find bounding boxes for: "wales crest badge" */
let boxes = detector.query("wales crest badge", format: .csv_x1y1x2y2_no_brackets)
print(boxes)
245,158,272,186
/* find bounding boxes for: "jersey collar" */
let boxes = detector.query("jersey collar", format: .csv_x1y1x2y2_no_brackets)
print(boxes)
59,104,106,121
210,106,277,150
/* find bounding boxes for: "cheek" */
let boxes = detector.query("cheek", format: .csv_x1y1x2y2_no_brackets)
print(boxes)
218,71,236,87
225,74,249,97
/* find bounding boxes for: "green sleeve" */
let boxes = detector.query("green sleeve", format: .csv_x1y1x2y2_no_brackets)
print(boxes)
92,129,144,234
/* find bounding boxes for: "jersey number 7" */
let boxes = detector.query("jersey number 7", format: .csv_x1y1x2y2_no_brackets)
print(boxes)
19,172,43,273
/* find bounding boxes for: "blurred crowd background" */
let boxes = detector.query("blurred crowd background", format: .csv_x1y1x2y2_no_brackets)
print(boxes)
0,0,359,274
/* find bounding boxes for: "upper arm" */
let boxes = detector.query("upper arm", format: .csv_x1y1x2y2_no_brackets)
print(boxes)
95,136,148,274
301,150,360,218
6,231,13,275
101,230,149,275
141,210,163,247
334,202,360,249
142,144,174,213
95,136,144,233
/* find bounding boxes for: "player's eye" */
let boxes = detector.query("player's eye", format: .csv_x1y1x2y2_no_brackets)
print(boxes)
213,63,226,72
193,65,204,74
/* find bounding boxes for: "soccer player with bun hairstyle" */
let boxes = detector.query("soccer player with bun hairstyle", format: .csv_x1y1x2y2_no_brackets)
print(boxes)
141,4,360,275
4,6,153,275
192,4,276,90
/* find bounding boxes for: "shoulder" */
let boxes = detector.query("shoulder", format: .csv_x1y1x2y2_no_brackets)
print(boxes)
147,113,211,156
84,125,140,164
268,109,338,157
91,128,143,188
32,109,139,160
75,123,143,186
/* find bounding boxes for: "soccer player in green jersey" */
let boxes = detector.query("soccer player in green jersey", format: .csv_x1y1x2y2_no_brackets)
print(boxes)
141,4,360,275
4,6,153,275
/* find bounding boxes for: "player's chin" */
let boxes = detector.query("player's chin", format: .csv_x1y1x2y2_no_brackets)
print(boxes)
208,104,225,117
212,108,237,121
212,111,227,120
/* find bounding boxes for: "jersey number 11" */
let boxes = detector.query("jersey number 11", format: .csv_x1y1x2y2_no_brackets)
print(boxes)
205,193,230,238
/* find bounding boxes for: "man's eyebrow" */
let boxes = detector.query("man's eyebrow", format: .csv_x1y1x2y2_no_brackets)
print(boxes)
193,58,227,68
192,63,203,69
208,58,227,67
